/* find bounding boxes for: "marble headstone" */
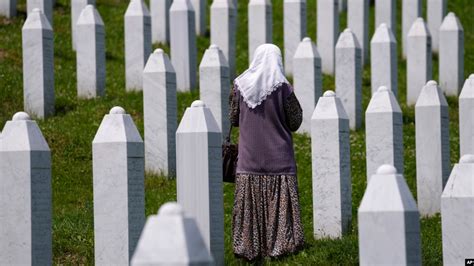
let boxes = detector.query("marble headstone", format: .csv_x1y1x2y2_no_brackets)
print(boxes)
283,0,306,76
459,75,474,157
365,86,404,182
415,80,450,217
312,91,351,239
131,202,214,265
317,0,339,75
210,0,236,78
199,44,230,134
439,12,464,96
427,0,446,53
407,18,432,105
370,23,397,96
441,155,474,266
401,0,420,58
71,0,95,50
293,37,322,134
0,112,52,265
27,0,53,24
150,0,171,43
22,8,55,119
76,5,105,99
336,28,362,130
348,0,369,65
93,107,145,265
191,0,206,36
143,49,177,176
176,100,224,265
375,0,396,32
248,0,272,62
358,165,421,265
0,0,16,17
170,0,197,92
124,0,152,91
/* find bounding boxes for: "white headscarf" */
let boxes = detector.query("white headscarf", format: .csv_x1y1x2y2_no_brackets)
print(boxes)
234,44,289,109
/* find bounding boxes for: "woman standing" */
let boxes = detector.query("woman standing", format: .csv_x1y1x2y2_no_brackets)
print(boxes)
230,44,304,260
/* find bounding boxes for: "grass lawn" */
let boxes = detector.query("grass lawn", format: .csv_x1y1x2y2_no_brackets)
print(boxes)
1,0,473,264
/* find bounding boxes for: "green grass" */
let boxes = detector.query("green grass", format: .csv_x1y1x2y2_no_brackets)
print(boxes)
0,0,473,264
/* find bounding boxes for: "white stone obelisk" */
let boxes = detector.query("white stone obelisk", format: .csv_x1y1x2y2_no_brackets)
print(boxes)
365,86,404,182
402,0,421,58
359,165,421,265
415,80,450,217
176,100,224,265
348,0,369,65
27,0,52,24
371,23,397,96
200,44,230,134
439,12,464,96
0,0,16,17
76,5,105,99
284,0,306,76
143,49,177,176
71,0,95,50
317,0,339,75
248,0,272,62
427,0,446,53
124,0,152,91
375,0,396,32
407,18,432,105
150,0,171,44
22,8,55,119
293,37,322,134
312,91,351,239
441,155,474,266
191,0,206,36
131,203,214,265
336,28,362,130
211,0,236,78
459,75,474,157
93,106,145,265
170,0,197,92
0,112,52,265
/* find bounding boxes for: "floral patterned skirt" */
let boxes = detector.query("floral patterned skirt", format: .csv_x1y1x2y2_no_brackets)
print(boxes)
232,173,305,261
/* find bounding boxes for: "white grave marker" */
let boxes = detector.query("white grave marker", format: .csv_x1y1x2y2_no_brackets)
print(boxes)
375,0,396,32
93,106,145,265
415,80,450,217
143,49,177,176
402,0,421,58
27,0,52,24
312,91,352,239
191,0,206,36
22,8,55,119
211,0,237,78
150,0,171,43
317,0,339,75
348,0,369,65
427,0,446,53
248,0,272,62
71,0,95,50
370,23,397,96
0,0,16,17
283,0,306,76
459,75,474,157
0,112,52,265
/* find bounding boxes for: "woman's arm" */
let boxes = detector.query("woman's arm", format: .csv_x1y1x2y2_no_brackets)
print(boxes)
284,92,303,132
229,86,240,127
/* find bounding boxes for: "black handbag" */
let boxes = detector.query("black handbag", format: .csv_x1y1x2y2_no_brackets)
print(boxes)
222,125,238,183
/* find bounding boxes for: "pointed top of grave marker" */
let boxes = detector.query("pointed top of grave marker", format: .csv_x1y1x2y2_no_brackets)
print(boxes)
77,5,104,26
23,8,52,30
170,0,194,11
249,0,272,6
131,202,214,265
459,75,474,99
371,23,396,44
441,155,474,198
359,164,418,212
93,106,143,144
200,44,229,68
177,100,220,133
336,28,361,49
211,0,235,8
125,0,150,17
440,12,464,32
144,49,175,74
312,90,348,120
366,86,402,113
294,37,320,59
408,18,430,37
0,112,49,152
416,80,448,107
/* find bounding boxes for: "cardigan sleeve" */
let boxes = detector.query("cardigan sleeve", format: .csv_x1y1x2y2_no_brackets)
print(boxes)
229,86,240,127
284,92,303,132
